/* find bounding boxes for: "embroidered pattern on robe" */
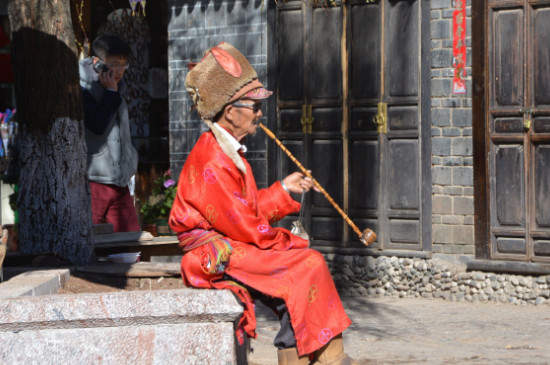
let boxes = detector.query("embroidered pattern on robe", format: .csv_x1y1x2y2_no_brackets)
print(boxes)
169,131,351,356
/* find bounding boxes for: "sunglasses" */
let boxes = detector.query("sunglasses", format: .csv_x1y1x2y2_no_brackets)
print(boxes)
231,102,262,113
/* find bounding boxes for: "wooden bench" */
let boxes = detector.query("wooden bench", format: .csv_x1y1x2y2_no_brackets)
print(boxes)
93,233,182,262
4,231,183,266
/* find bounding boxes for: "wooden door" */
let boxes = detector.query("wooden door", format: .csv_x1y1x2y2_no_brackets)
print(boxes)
268,0,431,252
486,0,550,262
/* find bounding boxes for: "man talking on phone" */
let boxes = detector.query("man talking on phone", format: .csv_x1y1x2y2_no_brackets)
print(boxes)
79,34,140,232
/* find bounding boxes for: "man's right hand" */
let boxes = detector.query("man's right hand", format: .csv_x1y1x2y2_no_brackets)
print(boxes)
282,170,319,194
98,70,118,91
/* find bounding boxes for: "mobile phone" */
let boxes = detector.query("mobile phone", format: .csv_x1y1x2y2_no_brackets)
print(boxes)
93,60,109,73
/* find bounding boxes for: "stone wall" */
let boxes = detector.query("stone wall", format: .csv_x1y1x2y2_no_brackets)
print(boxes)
167,0,269,186
430,0,474,258
327,255,550,306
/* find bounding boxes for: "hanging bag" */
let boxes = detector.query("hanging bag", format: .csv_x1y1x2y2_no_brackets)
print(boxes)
290,191,309,244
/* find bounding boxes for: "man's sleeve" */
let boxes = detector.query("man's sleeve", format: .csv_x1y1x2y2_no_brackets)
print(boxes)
256,181,301,223
196,162,307,250
82,88,123,135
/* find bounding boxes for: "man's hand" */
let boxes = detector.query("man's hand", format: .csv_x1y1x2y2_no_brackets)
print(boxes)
282,170,320,194
98,69,118,91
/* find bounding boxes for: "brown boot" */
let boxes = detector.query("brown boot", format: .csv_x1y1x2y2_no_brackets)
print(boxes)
312,334,358,365
277,347,310,365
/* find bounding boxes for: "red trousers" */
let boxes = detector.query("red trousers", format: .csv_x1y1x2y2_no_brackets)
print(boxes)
90,182,140,232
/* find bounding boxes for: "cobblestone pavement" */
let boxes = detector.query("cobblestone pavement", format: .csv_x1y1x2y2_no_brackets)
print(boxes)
248,296,550,365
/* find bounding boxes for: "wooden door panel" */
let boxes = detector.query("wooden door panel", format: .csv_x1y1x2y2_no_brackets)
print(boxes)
533,117,550,133
388,140,419,210
350,140,379,211
351,107,378,133
350,3,381,100
383,0,422,250
389,219,419,245
495,237,526,255
274,139,305,233
534,144,550,229
529,4,550,262
387,0,419,98
278,140,305,175
279,108,304,133
493,117,524,134
349,102,379,243
533,7,550,106
493,144,525,227
492,8,524,107
534,240,550,257
388,106,418,131
311,139,343,211
278,8,304,102
312,6,341,101
307,5,343,242
311,217,343,244
312,108,343,133
488,3,527,261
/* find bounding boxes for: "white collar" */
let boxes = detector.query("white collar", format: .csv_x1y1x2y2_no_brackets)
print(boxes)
213,122,247,153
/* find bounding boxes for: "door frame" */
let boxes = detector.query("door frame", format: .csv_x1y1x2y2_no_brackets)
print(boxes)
266,0,432,256
472,0,489,259
419,0,432,254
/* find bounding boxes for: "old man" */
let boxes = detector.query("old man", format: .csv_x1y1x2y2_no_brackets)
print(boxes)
169,42,357,365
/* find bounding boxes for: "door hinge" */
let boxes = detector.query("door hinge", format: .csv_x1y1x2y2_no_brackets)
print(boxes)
373,102,387,134
300,104,314,134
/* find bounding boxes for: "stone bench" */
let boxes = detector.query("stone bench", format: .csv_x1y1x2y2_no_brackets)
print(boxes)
0,269,246,364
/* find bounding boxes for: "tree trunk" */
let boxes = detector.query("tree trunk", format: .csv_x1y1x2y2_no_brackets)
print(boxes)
8,0,95,265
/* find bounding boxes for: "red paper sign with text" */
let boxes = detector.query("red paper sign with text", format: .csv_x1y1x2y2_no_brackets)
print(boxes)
452,0,467,94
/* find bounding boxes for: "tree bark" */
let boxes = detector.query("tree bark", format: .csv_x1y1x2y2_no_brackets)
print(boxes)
8,0,95,265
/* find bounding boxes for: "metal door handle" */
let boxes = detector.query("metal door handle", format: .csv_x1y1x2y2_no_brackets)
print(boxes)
306,104,313,134
300,104,314,134
521,108,532,131
300,104,307,134
373,102,387,134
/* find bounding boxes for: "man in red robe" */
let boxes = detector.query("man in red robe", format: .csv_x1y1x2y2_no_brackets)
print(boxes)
169,42,358,365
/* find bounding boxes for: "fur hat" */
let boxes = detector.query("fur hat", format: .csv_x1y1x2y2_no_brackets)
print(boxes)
185,42,271,120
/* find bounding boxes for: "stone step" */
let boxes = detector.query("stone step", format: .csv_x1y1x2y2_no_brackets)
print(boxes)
0,288,245,364
0,269,70,299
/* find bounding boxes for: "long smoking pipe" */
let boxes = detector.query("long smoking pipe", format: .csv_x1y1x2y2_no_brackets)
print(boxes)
259,122,376,246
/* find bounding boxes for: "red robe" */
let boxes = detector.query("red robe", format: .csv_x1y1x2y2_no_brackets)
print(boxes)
169,130,351,356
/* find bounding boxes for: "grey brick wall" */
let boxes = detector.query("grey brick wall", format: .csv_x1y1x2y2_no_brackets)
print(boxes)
430,0,474,257
167,0,268,186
